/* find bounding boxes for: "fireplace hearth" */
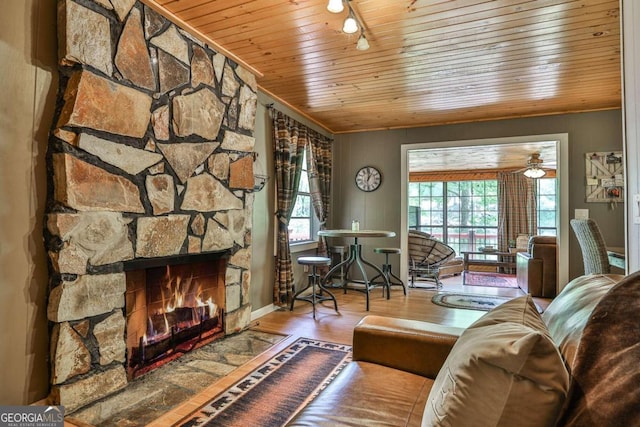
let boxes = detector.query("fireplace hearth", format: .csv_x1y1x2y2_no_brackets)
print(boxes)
124,252,228,379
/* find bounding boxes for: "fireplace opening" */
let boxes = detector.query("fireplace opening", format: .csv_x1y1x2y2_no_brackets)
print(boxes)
124,252,228,379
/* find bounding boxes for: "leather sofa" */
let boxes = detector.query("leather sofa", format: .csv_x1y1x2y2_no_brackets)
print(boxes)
288,271,640,426
516,235,557,298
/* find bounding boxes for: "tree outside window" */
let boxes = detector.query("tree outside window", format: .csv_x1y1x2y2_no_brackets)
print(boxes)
537,178,557,235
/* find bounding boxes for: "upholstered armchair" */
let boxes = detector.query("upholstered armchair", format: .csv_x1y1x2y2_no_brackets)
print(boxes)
516,236,557,298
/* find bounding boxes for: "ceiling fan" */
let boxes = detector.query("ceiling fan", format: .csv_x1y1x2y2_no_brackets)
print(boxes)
514,153,548,178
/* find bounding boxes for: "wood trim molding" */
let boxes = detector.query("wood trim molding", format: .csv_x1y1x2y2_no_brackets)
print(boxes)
622,0,638,273
410,168,556,182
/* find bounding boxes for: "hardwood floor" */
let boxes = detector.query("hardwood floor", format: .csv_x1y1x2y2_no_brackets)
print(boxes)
148,274,551,425
251,275,546,346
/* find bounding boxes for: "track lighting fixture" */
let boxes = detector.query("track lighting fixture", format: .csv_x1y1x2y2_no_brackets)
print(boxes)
342,12,358,34
327,0,370,50
356,32,370,50
326,0,344,13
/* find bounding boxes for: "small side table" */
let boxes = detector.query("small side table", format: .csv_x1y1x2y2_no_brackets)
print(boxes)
461,251,517,284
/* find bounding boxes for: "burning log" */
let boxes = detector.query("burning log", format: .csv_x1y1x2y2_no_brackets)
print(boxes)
148,306,206,339
130,313,222,370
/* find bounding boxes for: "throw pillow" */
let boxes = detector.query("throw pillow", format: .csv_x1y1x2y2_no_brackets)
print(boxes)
422,296,569,427
469,294,547,333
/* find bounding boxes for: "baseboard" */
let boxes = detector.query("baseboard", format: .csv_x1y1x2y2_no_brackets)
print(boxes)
251,303,277,321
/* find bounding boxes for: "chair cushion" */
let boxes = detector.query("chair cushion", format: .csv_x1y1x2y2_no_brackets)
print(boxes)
422,296,569,427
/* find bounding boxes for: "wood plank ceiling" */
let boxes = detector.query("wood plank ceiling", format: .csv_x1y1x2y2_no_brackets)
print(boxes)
145,0,621,134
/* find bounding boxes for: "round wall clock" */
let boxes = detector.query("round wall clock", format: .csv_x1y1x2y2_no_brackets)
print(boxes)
355,166,382,192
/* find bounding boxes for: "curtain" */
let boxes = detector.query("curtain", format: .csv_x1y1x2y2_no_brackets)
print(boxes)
306,131,332,257
272,110,308,306
497,172,538,252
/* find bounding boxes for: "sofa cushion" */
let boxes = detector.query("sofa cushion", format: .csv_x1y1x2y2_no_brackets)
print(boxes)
288,361,433,427
422,296,569,427
559,270,640,426
541,273,624,372
353,315,464,379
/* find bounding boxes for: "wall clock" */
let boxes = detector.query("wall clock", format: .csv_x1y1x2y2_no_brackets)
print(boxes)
355,166,382,192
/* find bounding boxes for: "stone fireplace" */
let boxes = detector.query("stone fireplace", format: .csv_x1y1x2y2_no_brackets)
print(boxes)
45,0,257,412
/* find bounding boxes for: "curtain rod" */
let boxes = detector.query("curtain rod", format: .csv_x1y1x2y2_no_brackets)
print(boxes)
261,103,333,142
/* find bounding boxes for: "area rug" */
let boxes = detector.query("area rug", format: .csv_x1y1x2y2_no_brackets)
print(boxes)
177,338,352,426
465,271,518,288
432,292,542,313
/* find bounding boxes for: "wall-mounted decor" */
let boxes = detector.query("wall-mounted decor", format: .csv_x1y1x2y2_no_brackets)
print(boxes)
355,166,382,192
585,151,624,204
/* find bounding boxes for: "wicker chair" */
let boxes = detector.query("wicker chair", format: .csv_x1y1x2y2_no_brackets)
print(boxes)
570,218,610,275
407,230,456,288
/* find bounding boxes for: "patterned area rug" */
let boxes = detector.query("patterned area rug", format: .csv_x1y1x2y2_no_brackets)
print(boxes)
177,338,352,426
465,271,518,288
432,292,542,312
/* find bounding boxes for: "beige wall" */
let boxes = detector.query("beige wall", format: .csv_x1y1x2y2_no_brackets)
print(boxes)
250,107,624,312
0,0,57,404
330,110,624,282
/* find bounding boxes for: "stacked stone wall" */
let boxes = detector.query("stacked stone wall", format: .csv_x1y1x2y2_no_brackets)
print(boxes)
46,0,257,411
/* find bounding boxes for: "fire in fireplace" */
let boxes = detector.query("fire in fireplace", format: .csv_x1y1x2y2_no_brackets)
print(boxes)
124,252,228,379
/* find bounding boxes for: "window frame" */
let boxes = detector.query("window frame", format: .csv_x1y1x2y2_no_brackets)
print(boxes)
288,151,320,249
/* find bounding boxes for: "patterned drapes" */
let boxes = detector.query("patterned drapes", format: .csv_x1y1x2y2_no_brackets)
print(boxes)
497,172,538,252
306,132,332,257
272,110,332,306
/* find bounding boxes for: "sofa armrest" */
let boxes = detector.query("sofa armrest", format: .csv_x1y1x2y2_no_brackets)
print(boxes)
352,315,464,379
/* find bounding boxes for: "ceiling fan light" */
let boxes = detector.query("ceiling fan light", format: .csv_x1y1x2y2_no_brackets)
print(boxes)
523,167,546,178
356,33,370,50
343,15,358,34
327,0,344,13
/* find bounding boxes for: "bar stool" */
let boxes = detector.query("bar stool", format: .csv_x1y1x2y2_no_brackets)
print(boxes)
370,248,406,296
328,245,346,286
290,256,339,319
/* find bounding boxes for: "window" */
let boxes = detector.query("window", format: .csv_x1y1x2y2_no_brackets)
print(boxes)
408,180,498,255
537,178,557,236
409,178,558,252
288,151,319,243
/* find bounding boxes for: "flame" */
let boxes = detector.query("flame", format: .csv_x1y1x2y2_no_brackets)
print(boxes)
164,270,196,313
146,265,219,343
163,313,170,334
196,295,218,319
147,317,155,337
